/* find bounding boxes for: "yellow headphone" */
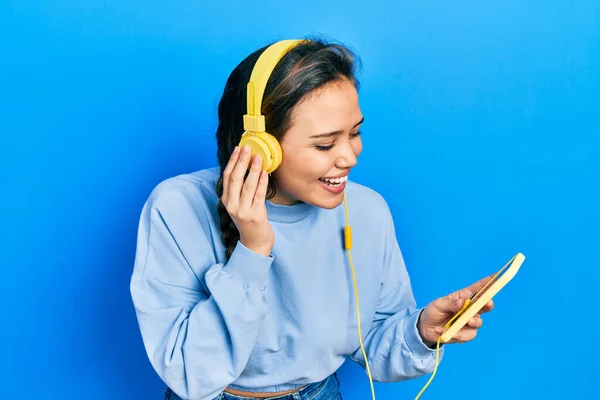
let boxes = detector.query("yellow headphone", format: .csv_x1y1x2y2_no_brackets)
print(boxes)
238,39,303,173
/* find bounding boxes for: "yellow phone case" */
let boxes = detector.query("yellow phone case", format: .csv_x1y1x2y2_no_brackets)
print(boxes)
440,252,525,343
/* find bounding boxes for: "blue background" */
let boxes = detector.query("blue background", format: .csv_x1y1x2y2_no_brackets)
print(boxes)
1,1,598,399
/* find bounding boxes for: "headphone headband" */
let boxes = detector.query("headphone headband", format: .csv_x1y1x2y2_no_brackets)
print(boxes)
243,39,304,133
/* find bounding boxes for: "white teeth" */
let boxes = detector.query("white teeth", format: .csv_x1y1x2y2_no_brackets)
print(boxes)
320,175,348,185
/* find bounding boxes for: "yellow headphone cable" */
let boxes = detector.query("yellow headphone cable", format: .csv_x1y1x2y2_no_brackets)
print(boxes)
343,192,377,400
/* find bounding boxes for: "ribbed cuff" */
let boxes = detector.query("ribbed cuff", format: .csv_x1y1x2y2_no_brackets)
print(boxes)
222,241,274,289
404,308,443,358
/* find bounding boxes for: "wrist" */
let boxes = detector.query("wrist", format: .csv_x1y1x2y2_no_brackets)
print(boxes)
417,309,437,348
240,239,273,257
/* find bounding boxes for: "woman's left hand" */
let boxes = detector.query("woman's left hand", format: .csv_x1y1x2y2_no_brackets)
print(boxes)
417,274,495,346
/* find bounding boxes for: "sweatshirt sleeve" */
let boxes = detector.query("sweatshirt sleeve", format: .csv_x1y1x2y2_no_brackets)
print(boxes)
130,186,273,400
348,205,443,382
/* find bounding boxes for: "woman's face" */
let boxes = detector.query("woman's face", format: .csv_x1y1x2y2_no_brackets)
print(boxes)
270,78,363,209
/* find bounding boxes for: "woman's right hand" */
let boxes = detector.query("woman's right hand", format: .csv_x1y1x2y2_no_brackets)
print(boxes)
221,145,274,257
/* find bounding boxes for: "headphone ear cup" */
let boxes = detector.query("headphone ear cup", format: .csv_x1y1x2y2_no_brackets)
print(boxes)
257,132,282,173
239,132,282,174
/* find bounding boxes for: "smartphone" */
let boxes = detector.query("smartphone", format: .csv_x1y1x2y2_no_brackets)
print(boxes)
440,252,525,343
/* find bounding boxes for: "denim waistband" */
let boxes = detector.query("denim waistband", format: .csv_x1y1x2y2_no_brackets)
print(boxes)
165,373,339,400
220,374,335,400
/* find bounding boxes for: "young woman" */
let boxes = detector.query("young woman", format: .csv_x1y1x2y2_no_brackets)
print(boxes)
130,38,493,400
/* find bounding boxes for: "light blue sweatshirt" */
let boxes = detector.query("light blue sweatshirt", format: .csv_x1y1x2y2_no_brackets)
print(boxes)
130,167,443,400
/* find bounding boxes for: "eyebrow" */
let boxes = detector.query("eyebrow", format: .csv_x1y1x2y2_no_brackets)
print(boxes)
308,117,365,139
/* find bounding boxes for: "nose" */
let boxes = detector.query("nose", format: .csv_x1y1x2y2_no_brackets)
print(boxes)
335,140,358,169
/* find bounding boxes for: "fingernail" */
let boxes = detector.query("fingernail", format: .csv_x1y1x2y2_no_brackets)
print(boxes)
233,146,240,154
452,299,460,309
243,145,250,153
253,156,261,164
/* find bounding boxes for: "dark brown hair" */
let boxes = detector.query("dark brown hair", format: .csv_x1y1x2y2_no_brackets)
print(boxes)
215,38,361,259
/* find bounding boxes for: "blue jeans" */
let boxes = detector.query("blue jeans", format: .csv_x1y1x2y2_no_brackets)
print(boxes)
165,374,342,400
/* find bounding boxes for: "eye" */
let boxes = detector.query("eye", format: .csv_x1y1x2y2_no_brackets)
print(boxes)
315,144,334,151
314,131,361,151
